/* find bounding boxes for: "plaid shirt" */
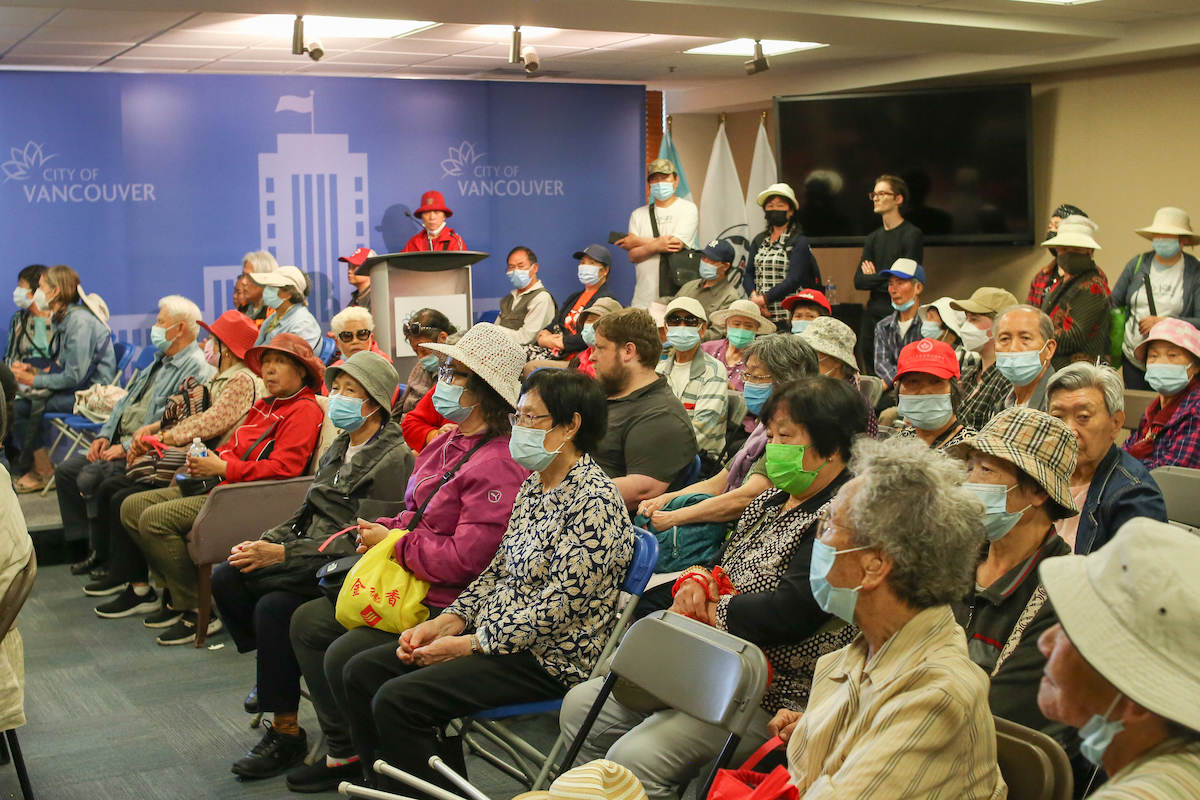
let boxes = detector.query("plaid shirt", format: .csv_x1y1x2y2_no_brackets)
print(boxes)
656,349,729,458
958,364,1011,432
873,311,924,388
1027,263,1059,307
1124,384,1200,470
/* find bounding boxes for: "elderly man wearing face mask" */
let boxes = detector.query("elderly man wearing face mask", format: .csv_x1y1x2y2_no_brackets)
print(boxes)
1041,215,1112,369
894,339,975,452
993,304,1058,417
673,239,742,340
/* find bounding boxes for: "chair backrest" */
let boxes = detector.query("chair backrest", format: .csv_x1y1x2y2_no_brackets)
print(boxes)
726,390,747,430
859,375,885,409
111,340,134,380
610,610,768,734
0,549,37,643
994,716,1073,800
309,395,338,476
624,527,660,597
1123,390,1157,433
1150,466,1200,529
318,336,338,365
669,455,702,492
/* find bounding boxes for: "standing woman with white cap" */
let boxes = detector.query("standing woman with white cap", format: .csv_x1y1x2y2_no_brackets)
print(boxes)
1040,215,1112,369
745,183,822,328
1112,207,1200,390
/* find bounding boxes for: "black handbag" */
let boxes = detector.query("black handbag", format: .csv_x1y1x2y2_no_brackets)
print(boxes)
650,204,701,295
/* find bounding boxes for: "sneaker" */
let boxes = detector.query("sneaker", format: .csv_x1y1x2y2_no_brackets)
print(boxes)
70,552,103,576
155,611,223,646
143,605,184,629
285,759,364,793
232,722,308,779
244,686,259,714
84,575,130,597
94,586,159,618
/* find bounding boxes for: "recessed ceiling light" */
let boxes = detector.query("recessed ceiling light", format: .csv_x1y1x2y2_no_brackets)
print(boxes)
470,25,560,41
685,39,827,57
232,15,439,39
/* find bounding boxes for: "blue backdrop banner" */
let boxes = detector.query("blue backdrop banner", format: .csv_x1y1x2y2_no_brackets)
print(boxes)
0,73,646,349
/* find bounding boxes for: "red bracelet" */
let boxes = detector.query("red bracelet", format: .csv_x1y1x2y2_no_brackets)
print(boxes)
712,566,738,597
672,571,717,601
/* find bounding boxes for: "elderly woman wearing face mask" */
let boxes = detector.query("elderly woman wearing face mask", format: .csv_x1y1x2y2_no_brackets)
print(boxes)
1040,215,1112,369
1123,318,1200,470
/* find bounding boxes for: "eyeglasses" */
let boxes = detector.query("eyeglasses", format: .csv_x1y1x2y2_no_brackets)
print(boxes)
437,365,470,385
336,329,372,343
868,191,896,200
742,371,774,383
665,315,704,327
508,413,552,427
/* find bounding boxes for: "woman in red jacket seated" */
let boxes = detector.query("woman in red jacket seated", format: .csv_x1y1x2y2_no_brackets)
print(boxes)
91,333,326,637
402,191,467,252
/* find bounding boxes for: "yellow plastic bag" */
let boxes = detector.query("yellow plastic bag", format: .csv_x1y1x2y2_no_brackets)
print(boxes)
335,529,430,634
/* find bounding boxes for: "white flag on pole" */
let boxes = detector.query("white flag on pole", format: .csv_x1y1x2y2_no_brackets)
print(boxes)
275,93,314,114
698,121,747,248
744,119,778,240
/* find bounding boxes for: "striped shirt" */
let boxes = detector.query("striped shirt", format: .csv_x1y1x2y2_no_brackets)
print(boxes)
1090,739,1200,799
787,605,1008,800
655,348,729,459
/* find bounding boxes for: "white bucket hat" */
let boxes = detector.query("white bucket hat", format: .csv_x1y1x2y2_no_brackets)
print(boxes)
514,760,647,800
1136,207,1199,246
1043,215,1101,250
920,296,967,340
755,182,798,209
78,286,110,325
709,299,775,334
1039,517,1200,731
799,316,858,372
423,321,524,408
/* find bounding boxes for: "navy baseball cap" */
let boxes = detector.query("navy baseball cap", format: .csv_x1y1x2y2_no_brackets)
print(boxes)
700,239,735,264
573,244,613,268
878,258,926,284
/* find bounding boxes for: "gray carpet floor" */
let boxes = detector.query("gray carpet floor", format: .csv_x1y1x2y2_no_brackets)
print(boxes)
0,563,560,800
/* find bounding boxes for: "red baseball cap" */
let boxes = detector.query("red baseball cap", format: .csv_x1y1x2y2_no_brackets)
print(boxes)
338,247,376,267
781,289,831,316
896,338,960,380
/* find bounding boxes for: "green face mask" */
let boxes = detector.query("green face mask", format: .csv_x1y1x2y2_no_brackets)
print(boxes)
765,442,828,496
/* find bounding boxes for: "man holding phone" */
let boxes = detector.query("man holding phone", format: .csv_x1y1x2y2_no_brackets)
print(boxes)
616,159,698,310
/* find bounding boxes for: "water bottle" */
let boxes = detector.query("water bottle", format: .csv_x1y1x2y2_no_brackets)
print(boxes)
825,280,837,307
176,437,207,482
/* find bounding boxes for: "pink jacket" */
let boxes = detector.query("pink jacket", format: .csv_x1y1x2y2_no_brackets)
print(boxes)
381,428,530,607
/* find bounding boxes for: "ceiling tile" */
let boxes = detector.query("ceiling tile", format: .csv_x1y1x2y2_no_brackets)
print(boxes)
0,8,61,26
378,64,486,76
0,54,105,66
463,42,589,58
106,56,213,69
8,41,131,57
324,50,426,66
927,0,1168,22
415,54,511,69
127,43,247,59
30,9,193,42
360,37,489,55
149,29,276,48
191,59,298,73
228,47,314,63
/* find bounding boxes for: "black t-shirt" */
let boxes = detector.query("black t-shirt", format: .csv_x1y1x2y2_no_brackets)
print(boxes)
595,376,697,483
855,220,925,316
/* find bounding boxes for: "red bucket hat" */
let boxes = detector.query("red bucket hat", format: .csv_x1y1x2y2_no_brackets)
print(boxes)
417,190,453,218
243,332,326,388
199,310,259,361
896,338,960,381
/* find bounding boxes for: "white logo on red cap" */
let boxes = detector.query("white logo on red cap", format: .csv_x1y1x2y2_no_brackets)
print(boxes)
916,339,935,352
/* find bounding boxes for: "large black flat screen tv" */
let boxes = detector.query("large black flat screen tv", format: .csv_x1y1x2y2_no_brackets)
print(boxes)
774,84,1034,247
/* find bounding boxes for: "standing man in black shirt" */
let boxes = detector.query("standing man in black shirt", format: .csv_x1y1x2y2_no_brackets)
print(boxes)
854,175,924,374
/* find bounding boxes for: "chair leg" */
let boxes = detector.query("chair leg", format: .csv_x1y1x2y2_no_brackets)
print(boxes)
0,728,9,765
305,730,326,765
194,564,211,649
5,729,34,800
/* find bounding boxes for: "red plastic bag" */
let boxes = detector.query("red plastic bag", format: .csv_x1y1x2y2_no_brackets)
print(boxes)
707,736,797,800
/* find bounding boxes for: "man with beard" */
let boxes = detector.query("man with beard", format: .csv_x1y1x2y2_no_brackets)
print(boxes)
591,308,697,509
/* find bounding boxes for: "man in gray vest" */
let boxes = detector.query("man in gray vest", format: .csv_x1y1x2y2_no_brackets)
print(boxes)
498,246,557,345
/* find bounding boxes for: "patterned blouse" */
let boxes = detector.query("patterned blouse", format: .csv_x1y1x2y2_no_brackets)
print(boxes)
161,366,263,447
713,474,860,713
445,453,634,687
896,422,976,452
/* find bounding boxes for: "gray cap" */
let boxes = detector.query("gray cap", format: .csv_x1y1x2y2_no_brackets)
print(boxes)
324,351,400,422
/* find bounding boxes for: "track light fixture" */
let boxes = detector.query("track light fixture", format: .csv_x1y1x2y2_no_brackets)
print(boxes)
509,25,522,64
292,16,324,61
744,39,769,75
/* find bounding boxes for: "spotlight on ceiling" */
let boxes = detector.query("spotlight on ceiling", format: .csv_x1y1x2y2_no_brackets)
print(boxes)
744,39,769,75
509,26,522,64
291,15,324,61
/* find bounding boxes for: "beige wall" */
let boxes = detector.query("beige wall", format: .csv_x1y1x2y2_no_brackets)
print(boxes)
669,55,1200,307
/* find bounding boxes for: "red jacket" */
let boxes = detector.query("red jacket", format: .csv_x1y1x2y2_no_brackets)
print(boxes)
217,387,324,483
400,385,447,453
402,226,467,252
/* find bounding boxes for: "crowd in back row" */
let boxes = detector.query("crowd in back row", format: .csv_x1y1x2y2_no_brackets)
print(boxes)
3,163,1200,800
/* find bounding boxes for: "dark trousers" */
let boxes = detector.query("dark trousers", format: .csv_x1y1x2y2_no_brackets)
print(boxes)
858,308,887,377
11,391,73,474
104,482,153,582
54,454,135,551
341,644,566,794
1122,359,1151,391
291,597,359,758
211,561,317,714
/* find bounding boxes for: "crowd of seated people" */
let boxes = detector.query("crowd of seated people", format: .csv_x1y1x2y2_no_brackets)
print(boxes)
13,181,1200,800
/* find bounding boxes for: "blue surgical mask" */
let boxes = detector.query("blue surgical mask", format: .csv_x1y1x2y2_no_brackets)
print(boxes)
150,322,180,353
262,286,284,309
419,354,439,373
578,264,601,286
791,320,810,335
1145,363,1192,395
920,321,943,339
582,323,596,348
995,344,1048,387
897,392,953,431
964,482,1030,543
508,269,531,289
699,261,719,280
891,298,915,312
328,394,374,432
666,326,701,352
12,287,31,311
809,539,870,625
743,381,773,416
508,424,562,472
1079,694,1125,766
650,181,675,202
432,380,475,424
1152,238,1182,259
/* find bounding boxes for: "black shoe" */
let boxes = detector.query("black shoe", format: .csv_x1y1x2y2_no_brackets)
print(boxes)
94,586,159,618
156,611,222,646
70,552,103,575
245,686,259,714
84,575,129,597
232,722,307,780
143,604,184,629
285,759,364,793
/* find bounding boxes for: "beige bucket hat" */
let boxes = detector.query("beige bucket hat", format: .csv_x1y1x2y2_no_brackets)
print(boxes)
1043,215,1101,250
799,316,858,372
756,182,799,209
1136,206,1199,246
709,299,775,334
515,760,648,800
424,322,524,408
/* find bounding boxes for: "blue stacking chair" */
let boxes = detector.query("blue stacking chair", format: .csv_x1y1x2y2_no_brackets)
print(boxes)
458,527,659,788
318,335,338,365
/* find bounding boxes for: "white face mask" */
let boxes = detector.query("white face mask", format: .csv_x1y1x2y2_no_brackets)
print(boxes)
959,321,991,353
13,287,32,311
31,288,49,309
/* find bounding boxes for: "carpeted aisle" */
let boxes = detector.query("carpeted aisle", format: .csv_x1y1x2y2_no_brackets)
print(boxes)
0,563,558,800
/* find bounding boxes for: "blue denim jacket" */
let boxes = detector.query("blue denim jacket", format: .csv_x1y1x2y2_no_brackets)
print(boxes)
1075,444,1168,554
98,341,215,446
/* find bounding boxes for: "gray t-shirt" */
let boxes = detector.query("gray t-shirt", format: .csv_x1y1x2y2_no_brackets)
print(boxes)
595,376,698,484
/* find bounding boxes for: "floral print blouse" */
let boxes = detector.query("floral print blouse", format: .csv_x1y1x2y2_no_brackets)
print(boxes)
445,453,634,686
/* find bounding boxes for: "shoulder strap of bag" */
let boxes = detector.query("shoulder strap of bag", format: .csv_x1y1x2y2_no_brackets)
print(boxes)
737,736,785,772
991,584,1047,677
648,203,661,239
409,437,489,529
247,395,325,463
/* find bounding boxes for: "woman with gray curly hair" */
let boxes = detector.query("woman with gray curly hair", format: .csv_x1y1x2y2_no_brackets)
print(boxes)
782,436,1007,800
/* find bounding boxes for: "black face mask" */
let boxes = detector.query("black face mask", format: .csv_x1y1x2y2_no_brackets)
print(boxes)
765,209,790,229
1057,251,1094,276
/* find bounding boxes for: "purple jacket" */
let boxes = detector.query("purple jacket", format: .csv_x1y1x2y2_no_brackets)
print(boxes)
381,428,530,608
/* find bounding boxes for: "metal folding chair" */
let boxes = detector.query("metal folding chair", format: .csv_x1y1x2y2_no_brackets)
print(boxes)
994,715,1073,800
0,549,37,800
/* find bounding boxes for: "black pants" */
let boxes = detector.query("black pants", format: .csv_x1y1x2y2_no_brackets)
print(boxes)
54,454,135,551
11,391,73,475
104,483,154,582
858,308,887,377
211,561,319,714
341,643,566,795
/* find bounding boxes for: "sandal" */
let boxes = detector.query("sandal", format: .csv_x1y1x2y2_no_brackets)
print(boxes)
14,473,50,493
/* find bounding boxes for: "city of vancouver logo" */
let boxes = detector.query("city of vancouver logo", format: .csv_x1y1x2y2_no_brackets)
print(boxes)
2,141,54,182
3,140,157,203
440,140,563,198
